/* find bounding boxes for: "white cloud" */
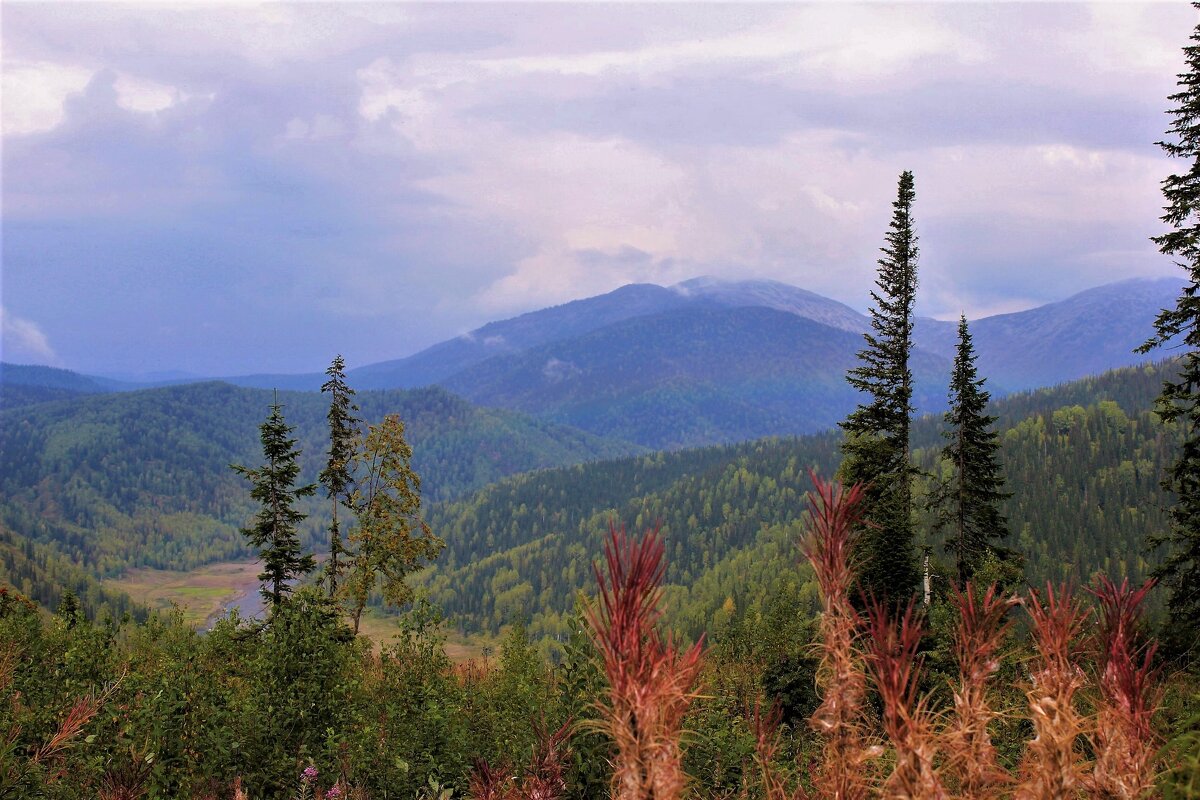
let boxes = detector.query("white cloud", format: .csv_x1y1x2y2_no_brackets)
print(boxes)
462,5,983,86
1,307,59,365
1075,4,1189,75
1,60,93,135
542,357,581,383
113,73,181,114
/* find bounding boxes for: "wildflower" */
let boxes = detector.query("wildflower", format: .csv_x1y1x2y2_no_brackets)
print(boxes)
325,787,343,799
302,765,319,783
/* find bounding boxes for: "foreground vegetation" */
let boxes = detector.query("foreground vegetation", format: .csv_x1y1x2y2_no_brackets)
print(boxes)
3,477,1198,799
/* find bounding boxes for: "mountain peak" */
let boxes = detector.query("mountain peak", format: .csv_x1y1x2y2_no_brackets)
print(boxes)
668,275,866,333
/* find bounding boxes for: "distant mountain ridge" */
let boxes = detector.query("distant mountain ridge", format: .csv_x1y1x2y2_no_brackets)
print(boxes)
191,275,1190,397
3,276,1183,447
0,363,133,408
352,277,869,389
439,305,950,448
913,276,1181,391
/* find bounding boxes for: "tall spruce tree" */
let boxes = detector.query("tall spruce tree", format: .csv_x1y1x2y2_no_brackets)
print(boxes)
1138,14,1200,655
319,355,360,598
231,395,317,613
930,315,1011,586
839,170,920,606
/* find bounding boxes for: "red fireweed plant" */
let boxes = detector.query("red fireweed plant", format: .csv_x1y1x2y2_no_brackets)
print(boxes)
800,474,881,800
863,598,947,800
1088,577,1161,799
1015,583,1090,800
584,523,705,800
943,583,1019,800
469,718,572,800
746,700,811,800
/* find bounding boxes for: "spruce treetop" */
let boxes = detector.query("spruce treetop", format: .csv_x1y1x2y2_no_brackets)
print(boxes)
933,315,1013,587
231,397,317,611
839,170,921,607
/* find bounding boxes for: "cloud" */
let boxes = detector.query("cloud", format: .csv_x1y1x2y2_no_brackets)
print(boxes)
2,60,93,135
113,73,182,114
0,2,1193,374
1,307,59,365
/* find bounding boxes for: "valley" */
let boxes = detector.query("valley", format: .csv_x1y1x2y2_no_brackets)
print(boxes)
0,319,1182,645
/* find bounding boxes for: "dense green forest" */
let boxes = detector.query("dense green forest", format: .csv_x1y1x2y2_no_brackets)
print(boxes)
0,360,1181,637
419,360,1180,641
0,382,640,612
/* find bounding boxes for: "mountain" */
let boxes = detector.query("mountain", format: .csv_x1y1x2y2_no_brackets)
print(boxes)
0,362,117,391
201,276,1177,441
913,277,1181,391
440,306,950,449
350,277,869,389
0,363,159,407
352,275,1179,398
420,358,1180,639
10,277,1180,445
0,381,642,583
353,283,690,389
671,276,867,332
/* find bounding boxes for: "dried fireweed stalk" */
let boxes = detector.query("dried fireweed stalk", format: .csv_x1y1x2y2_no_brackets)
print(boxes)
584,523,705,800
864,597,947,800
1088,577,1161,799
518,719,572,800
747,701,810,800
943,583,1018,799
469,718,572,800
800,473,880,800
1015,583,1089,800
468,758,516,800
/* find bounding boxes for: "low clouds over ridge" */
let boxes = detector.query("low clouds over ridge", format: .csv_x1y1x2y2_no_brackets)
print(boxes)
0,3,1192,375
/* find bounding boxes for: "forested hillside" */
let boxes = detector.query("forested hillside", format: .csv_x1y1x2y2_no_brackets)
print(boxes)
0,363,115,408
440,306,950,448
420,360,1181,641
0,382,641,596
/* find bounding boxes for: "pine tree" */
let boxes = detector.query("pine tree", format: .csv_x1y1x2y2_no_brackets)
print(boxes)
232,396,317,613
319,355,360,598
344,414,443,634
1138,13,1200,656
839,170,920,606
930,315,1012,586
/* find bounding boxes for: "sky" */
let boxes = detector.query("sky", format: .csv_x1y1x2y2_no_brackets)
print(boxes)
1,2,1194,376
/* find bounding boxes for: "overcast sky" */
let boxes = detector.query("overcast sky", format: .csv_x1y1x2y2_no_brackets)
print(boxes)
1,2,1194,376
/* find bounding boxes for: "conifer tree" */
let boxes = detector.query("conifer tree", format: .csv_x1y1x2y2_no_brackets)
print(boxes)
344,414,443,634
839,170,920,606
319,355,360,598
1138,14,1200,655
232,396,317,613
930,315,1012,586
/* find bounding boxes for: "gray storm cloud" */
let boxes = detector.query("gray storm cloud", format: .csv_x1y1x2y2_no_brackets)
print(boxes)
0,2,1192,374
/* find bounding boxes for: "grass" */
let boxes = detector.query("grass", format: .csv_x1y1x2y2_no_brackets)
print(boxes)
108,562,503,662
106,560,260,627
355,609,495,662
